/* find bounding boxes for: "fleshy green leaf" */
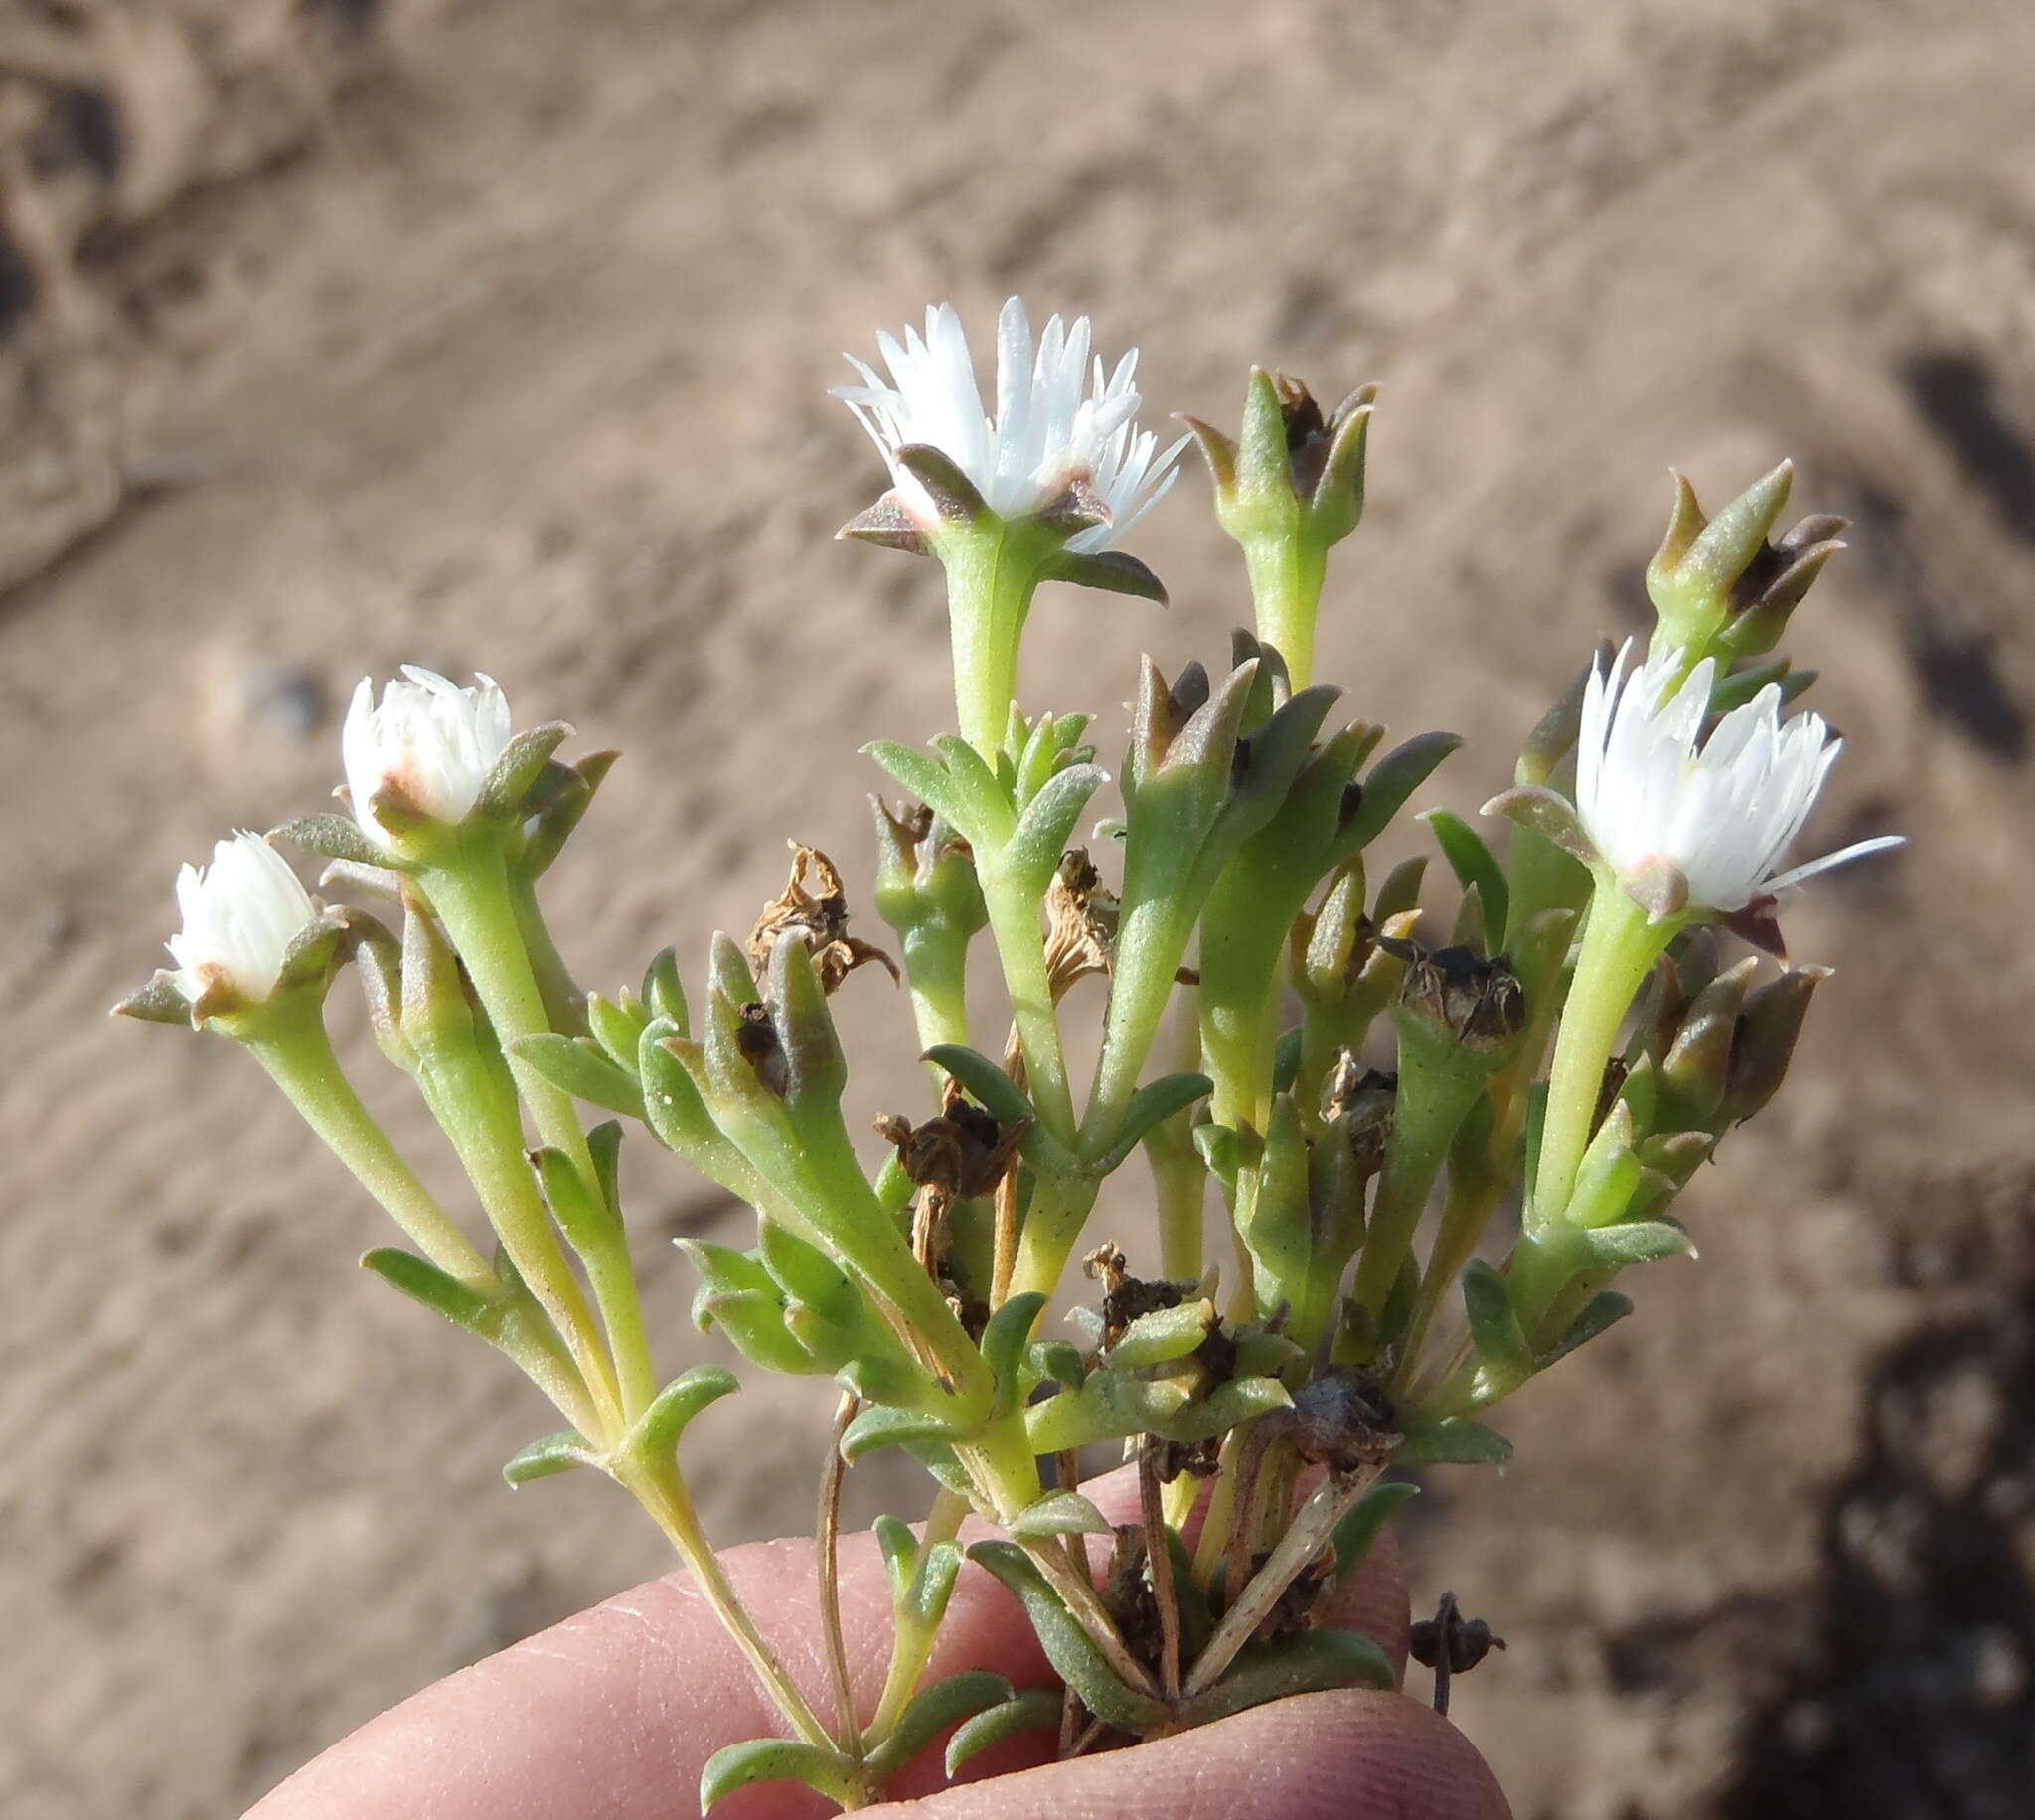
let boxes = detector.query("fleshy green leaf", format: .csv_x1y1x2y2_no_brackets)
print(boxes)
1108,1299,1216,1372
1341,732,1463,849
512,1033,647,1120
874,1514,918,1594
1329,1479,1419,1588
700,1739,858,1814
1005,763,1106,889
617,1364,739,1472
1535,1289,1635,1369
1394,1418,1513,1466
864,1671,1013,1782
1461,1260,1533,1387
980,1292,1048,1416
921,1045,1039,1134
1090,1071,1214,1173
531,1146,623,1257
965,1542,1168,1732
841,1403,963,1462
502,1429,595,1485
944,1686,1063,1776
361,1248,499,1339
1425,809,1510,946
1177,1628,1395,1727
1008,1490,1114,1544
904,1538,965,1629
1576,1219,1697,1266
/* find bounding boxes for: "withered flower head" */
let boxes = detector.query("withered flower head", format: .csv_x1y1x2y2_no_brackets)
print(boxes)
1383,938,1525,1051
746,841,899,994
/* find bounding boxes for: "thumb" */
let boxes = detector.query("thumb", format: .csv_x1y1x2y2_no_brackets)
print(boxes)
867,1688,1510,1819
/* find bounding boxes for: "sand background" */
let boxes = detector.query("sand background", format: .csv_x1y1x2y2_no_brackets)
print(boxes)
4,2,2033,1815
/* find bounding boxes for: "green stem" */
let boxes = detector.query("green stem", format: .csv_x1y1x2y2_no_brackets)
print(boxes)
940,526,1042,759
246,1014,489,1284
1395,1175,1504,1397
1348,1041,1487,1323
864,1489,969,1744
981,876,1075,1140
1532,882,1678,1230
1006,1171,1101,1305
1082,898,1193,1149
413,1031,623,1433
1243,534,1329,690
617,1453,835,1752
426,838,657,1421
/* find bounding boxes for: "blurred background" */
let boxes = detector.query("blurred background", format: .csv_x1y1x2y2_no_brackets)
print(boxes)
3,1,2032,1815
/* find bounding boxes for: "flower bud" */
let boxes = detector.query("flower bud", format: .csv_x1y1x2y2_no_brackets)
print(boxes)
1645,463,1847,662
1181,368,1377,552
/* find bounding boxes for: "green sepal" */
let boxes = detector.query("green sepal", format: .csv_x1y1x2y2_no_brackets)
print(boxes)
1535,1289,1635,1370
511,1033,646,1120
1481,785,1598,869
1462,1260,1534,1389
761,934,847,1111
517,749,617,881
964,1542,1169,1732
1373,855,1429,923
1329,1479,1419,1588
1394,1418,1513,1466
865,1672,1015,1783
616,1364,739,1472
1181,1630,1394,1729
502,1429,596,1485
699,1739,859,1814
944,1687,1063,1777
1425,809,1510,946
1008,1490,1114,1544
1041,547,1169,603
268,813,398,871
479,721,573,818
112,971,196,1026
1340,732,1463,850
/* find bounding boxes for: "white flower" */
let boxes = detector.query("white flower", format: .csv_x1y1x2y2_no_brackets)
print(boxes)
1575,641,1902,913
836,297,1184,552
167,832,319,1006
343,666,512,834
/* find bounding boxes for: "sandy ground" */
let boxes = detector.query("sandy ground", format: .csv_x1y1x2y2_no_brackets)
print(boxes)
4,2,2034,1815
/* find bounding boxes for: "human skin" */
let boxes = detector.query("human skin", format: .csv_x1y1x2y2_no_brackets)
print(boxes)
246,1470,1510,1820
